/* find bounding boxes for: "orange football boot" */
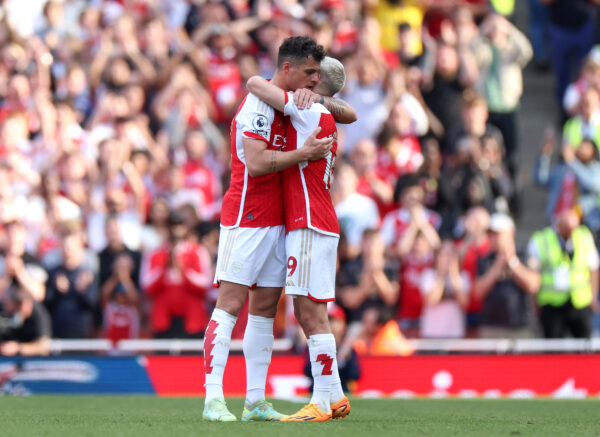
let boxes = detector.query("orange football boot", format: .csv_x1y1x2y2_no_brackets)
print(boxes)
331,396,351,419
281,404,332,422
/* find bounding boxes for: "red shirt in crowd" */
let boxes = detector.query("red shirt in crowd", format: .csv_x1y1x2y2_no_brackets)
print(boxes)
140,241,212,335
458,237,493,315
376,137,423,185
182,159,221,220
397,252,434,320
356,173,395,219
206,52,242,124
103,302,140,345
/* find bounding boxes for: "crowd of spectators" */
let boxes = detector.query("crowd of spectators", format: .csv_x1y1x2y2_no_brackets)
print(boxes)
1,0,600,357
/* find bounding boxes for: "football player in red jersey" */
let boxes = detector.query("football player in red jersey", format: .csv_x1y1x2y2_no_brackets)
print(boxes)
203,37,357,422
246,57,353,422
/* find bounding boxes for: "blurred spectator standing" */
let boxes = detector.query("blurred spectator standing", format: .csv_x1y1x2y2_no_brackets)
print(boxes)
447,92,504,158
421,42,474,152
369,0,424,56
477,134,514,214
395,228,435,337
332,163,380,259
337,229,398,324
0,287,51,356
351,138,394,217
383,173,440,336
99,215,141,295
340,57,389,155
87,185,144,254
419,240,470,339
535,135,600,239
99,215,142,344
527,209,599,338
562,57,600,117
141,197,171,253
44,227,98,338
473,13,532,178
0,219,47,302
140,212,211,338
528,0,550,69
473,214,537,338
562,86,600,150
544,0,596,115
376,99,426,182
456,206,494,332
381,174,441,256
561,140,600,241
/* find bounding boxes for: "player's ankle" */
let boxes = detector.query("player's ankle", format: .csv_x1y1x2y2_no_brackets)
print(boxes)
205,384,225,404
246,388,265,405
331,384,345,403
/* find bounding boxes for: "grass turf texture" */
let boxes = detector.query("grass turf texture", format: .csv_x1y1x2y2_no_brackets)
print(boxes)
1,396,599,437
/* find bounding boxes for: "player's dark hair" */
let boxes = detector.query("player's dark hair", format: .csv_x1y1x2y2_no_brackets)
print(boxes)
277,36,325,68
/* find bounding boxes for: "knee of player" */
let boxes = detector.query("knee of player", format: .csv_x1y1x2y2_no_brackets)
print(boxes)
295,301,329,336
249,291,281,318
215,287,248,316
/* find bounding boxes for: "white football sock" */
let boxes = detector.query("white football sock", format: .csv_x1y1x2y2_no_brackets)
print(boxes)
204,308,237,403
308,333,337,412
243,314,274,404
330,341,345,403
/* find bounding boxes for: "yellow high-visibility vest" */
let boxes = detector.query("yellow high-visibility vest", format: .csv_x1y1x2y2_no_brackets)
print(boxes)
532,226,594,309
490,0,515,16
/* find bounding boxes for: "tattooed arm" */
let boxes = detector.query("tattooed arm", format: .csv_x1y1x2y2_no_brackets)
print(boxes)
293,88,358,124
322,96,358,124
248,76,358,124
242,128,332,177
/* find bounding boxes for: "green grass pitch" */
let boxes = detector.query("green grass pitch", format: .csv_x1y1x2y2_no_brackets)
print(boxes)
1,396,599,437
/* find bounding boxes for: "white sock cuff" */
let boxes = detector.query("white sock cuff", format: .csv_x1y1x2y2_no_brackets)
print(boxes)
248,314,274,324
247,314,274,333
212,308,237,327
308,333,336,360
309,333,335,345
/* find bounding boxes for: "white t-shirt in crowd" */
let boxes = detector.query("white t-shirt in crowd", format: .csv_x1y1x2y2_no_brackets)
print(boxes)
335,193,380,247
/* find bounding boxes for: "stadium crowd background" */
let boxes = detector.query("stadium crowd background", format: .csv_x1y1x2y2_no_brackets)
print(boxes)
0,0,600,358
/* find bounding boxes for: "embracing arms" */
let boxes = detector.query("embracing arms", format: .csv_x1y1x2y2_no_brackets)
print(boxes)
246,75,357,124
243,127,331,177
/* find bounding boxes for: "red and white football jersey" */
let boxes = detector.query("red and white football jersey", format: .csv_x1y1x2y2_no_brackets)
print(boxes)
282,94,339,236
220,93,289,228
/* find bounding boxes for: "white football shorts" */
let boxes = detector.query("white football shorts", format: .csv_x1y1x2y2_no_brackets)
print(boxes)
214,225,286,288
284,228,339,302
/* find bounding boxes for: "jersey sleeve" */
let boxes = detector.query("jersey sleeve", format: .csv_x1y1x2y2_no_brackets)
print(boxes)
240,94,274,143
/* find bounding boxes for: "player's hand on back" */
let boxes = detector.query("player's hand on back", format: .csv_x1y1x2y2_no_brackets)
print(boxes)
294,88,321,109
302,126,333,161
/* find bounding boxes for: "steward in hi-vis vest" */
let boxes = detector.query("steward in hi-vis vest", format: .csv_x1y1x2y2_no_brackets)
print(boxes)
526,209,599,338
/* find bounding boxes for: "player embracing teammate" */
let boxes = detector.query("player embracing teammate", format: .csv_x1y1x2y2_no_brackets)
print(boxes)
203,36,356,423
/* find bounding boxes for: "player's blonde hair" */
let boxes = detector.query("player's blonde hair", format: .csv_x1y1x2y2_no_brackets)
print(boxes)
320,56,346,97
